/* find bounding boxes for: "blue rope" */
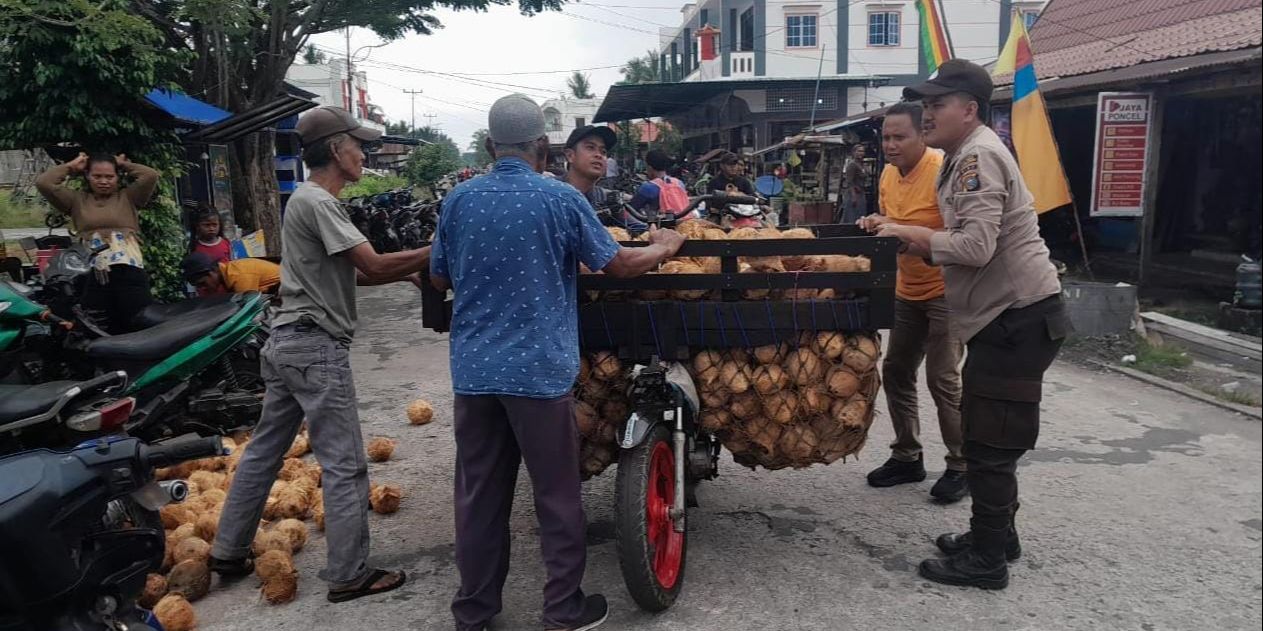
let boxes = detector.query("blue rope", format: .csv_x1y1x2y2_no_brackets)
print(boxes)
599,303,614,347
677,302,690,346
733,305,752,348
646,303,666,359
714,304,729,347
810,297,818,334
828,299,841,330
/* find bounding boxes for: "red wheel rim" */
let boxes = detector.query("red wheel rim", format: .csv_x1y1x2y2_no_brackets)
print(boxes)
646,440,684,590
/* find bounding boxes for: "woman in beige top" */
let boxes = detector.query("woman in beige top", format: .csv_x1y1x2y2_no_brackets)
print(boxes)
35,152,160,332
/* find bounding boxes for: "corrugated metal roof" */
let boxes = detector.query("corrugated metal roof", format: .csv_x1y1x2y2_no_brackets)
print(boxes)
593,77,877,123
993,47,1262,101
1030,0,1259,54
997,5,1260,83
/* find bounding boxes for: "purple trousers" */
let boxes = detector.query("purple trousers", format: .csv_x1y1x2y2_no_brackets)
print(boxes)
451,393,587,630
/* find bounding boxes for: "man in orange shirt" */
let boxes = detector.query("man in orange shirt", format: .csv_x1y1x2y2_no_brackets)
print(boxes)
859,102,967,503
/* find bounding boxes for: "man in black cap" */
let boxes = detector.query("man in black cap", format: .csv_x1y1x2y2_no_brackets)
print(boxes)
210,106,429,603
878,59,1071,590
708,151,756,196
563,125,648,234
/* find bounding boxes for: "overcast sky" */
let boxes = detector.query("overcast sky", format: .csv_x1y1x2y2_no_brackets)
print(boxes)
308,1,686,150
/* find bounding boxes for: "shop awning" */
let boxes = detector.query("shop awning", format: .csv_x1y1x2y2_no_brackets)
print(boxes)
594,77,878,123
811,105,891,133
753,134,849,156
145,89,232,126
184,94,318,143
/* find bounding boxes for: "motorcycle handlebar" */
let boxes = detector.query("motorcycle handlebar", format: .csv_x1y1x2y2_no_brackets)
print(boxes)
141,436,224,470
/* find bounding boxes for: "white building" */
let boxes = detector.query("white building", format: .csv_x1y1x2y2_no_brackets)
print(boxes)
541,97,604,147
659,0,1047,115
286,59,387,133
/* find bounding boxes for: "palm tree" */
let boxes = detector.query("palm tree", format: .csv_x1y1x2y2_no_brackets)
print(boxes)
302,44,326,65
567,72,595,99
619,51,660,85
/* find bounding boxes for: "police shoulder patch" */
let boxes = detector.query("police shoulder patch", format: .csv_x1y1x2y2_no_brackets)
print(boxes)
956,154,981,193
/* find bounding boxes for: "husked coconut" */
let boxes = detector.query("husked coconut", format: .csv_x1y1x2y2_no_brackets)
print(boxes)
599,398,630,425
273,518,308,553
701,227,728,240
140,573,168,608
577,356,591,384
186,471,226,495
783,347,825,386
730,391,762,419
153,594,196,631
366,437,396,462
661,259,708,300
284,432,310,458
200,488,227,507
407,399,435,425
370,483,403,514
800,384,833,416
717,360,752,393
753,343,787,365
825,366,861,398
167,523,197,549
842,334,880,373
253,529,291,556
744,416,783,456
814,331,847,360
193,510,220,542
832,398,870,429
751,364,789,395
699,408,733,432
159,504,196,530
606,226,631,242
699,384,730,408
166,559,211,602
172,537,210,565
255,549,295,582
779,424,820,462
590,351,623,381
761,390,800,425
575,400,598,436
674,220,709,240
262,572,298,604
312,497,325,531
691,350,724,385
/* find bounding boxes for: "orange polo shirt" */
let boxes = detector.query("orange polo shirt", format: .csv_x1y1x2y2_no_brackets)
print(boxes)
879,150,947,301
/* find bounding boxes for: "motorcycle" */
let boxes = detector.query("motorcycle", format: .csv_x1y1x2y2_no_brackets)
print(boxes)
0,434,224,630
345,188,438,254
0,247,267,443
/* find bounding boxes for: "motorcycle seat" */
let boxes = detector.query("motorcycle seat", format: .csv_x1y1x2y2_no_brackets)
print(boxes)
131,293,238,329
0,381,79,424
86,301,239,363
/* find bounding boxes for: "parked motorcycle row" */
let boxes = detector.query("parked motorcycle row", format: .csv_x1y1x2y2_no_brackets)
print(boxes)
1,239,263,631
344,188,438,254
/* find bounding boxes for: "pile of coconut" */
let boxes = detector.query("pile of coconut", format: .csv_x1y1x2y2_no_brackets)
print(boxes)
144,398,435,630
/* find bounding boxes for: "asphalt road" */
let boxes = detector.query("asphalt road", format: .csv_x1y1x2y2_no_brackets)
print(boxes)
194,284,1262,631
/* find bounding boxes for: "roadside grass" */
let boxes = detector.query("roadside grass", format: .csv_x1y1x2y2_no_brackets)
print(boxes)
1133,339,1193,374
0,191,48,229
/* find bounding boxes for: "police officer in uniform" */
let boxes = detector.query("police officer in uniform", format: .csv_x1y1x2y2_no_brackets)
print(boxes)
876,59,1072,590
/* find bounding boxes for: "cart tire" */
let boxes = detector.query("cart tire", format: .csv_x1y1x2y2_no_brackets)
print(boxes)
615,424,687,612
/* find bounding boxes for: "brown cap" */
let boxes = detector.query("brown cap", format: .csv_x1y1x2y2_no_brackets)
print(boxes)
296,106,382,146
902,59,994,104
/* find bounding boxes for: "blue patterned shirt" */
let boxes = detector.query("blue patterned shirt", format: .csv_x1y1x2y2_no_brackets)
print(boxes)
431,158,621,398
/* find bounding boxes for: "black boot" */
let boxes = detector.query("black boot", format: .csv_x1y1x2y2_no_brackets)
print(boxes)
919,523,1010,590
929,470,969,503
866,454,927,487
935,503,1021,560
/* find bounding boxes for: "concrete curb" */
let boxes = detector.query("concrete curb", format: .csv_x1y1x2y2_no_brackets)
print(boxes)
1088,359,1262,420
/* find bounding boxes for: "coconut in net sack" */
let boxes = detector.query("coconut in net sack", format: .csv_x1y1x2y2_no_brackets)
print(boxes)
573,351,632,479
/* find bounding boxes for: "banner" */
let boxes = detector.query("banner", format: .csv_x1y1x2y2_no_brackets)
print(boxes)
1090,92,1154,217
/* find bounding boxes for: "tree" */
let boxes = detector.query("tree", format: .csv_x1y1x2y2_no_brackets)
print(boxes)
567,71,594,99
654,123,683,159
406,141,461,194
0,0,190,299
619,51,660,85
468,129,492,167
613,120,640,170
301,44,327,64
134,0,565,254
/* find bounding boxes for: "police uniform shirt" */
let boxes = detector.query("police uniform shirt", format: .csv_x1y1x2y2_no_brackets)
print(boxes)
928,124,1061,343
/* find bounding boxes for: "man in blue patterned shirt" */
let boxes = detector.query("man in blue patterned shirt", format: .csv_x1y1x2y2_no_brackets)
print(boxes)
431,94,683,631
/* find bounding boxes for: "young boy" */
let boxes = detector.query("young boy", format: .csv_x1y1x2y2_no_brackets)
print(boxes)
189,204,231,264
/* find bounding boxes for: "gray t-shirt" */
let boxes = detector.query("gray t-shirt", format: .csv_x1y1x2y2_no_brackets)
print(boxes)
272,181,367,341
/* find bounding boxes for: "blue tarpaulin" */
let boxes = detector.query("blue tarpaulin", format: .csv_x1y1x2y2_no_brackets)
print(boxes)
145,89,232,126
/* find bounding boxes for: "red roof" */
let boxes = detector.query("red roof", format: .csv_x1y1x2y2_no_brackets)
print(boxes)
1001,0,1261,82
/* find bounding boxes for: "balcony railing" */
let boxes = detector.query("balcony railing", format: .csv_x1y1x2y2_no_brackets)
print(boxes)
730,52,755,78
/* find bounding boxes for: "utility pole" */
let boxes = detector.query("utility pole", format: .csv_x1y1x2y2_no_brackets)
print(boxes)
422,113,439,130
345,27,353,113
403,89,424,137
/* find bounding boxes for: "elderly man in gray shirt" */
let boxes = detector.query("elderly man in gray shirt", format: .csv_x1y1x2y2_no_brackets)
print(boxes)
210,106,430,603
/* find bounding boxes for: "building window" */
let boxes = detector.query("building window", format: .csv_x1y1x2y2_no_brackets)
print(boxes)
786,14,818,48
867,11,900,47
575,117,586,128
739,8,755,52
544,108,562,132
1018,8,1040,30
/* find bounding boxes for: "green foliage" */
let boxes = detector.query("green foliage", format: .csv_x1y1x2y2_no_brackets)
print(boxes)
0,192,49,230
654,123,683,158
468,129,493,167
567,71,595,99
619,51,660,85
302,44,327,64
1134,340,1193,372
339,174,409,199
614,121,640,160
407,142,462,192
0,0,188,299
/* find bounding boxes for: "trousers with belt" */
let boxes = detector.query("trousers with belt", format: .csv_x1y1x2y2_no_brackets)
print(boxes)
961,295,1070,531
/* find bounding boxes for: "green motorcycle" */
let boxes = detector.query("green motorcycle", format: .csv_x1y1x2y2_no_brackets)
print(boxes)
1,248,266,445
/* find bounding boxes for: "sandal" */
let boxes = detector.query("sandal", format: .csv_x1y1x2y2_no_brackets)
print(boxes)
208,554,254,578
327,568,407,603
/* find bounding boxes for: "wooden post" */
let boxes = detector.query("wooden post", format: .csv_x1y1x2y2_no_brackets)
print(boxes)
1138,89,1165,286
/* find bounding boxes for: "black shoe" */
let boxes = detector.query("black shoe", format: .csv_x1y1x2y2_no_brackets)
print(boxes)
208,554,254,578
919,524,1010,590
866,455,927,488
548,594,609,631
935,530,1022,561
929,470,969,503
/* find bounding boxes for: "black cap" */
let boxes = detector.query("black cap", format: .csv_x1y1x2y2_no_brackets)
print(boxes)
564,125,617,150
181,252,219,281
902,59,994,104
